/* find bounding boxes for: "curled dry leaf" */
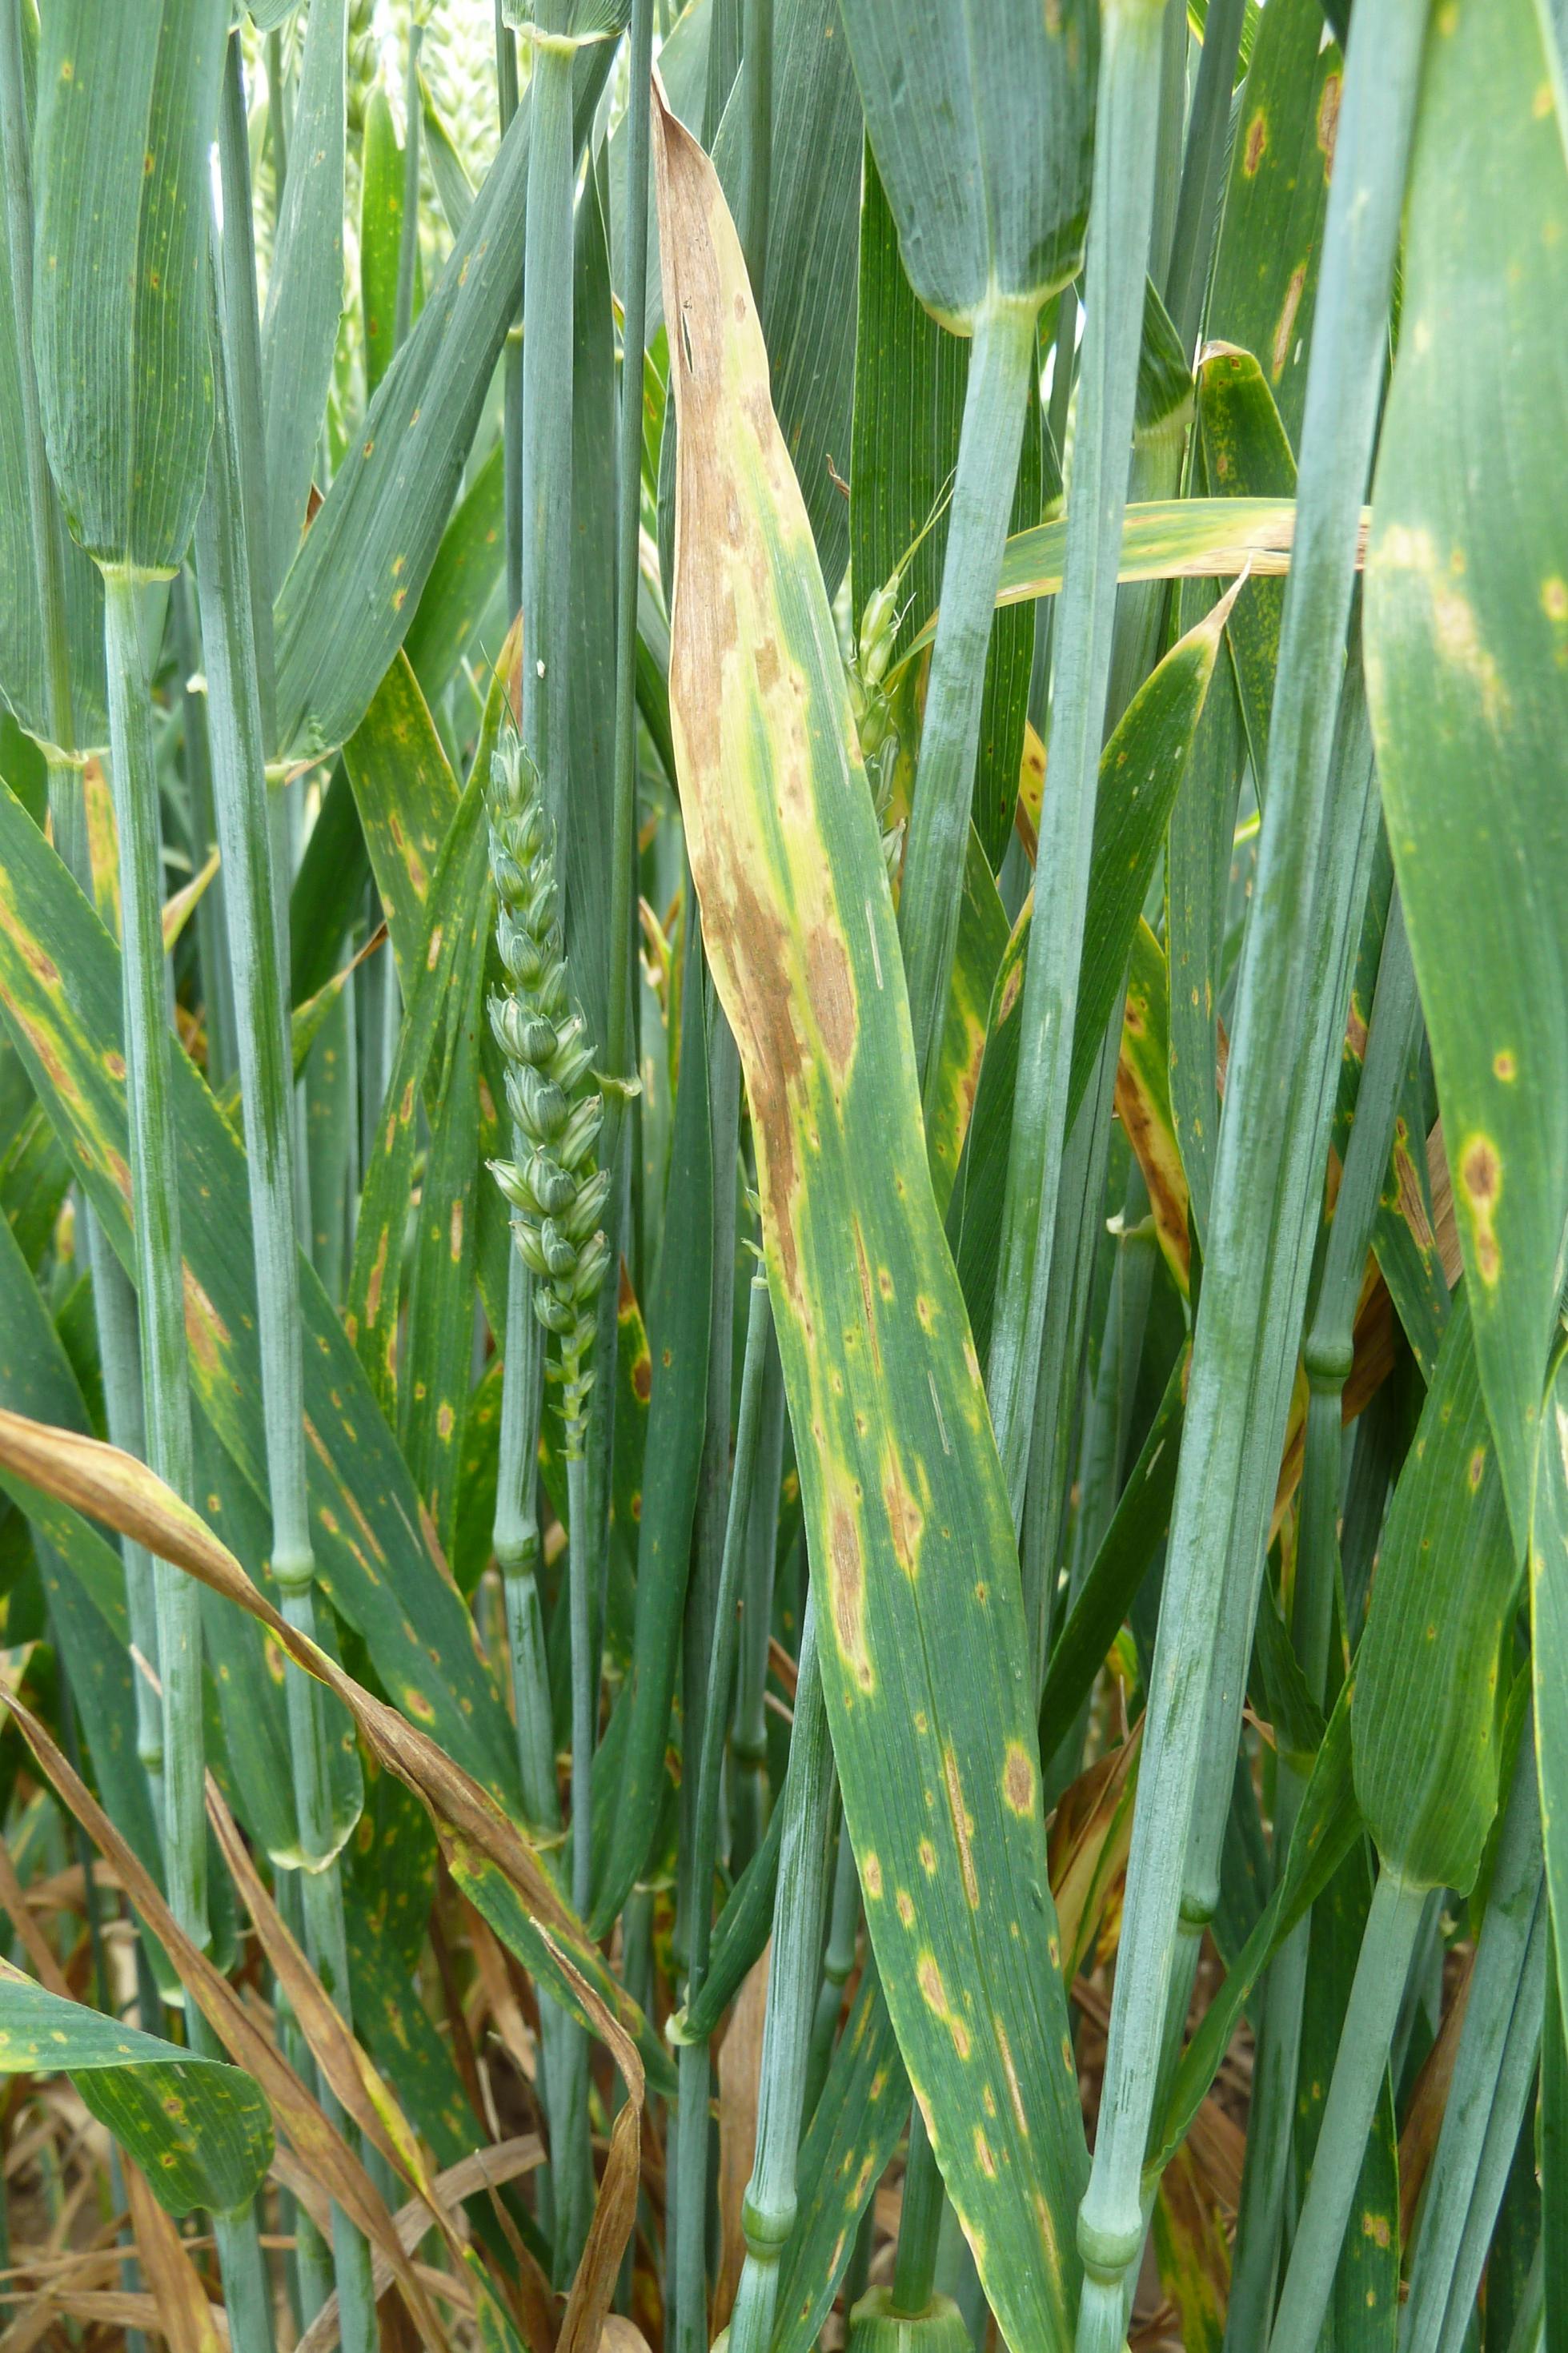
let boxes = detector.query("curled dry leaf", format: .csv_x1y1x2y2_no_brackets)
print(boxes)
0,1404,655,2314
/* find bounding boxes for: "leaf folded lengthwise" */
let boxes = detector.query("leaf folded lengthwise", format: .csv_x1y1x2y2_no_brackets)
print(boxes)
653,84,1087,2351
0,1956,272,2220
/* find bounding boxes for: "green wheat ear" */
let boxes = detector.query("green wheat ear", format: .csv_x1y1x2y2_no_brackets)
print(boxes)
485,722,612,1452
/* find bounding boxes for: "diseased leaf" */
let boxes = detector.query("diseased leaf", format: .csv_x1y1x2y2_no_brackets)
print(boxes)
1365,0,1568,1551
0,1959,272,2219
654,91,1086,2346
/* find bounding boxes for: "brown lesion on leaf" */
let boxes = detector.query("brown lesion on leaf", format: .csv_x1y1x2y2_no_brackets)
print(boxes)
944,1745,980,1909
806,922,856,1081
829,1501,873,1692
1242,110,1267,176
1317,71,1342,174
852,1215,880,1373
1272,264,1307,380
1458,1131,1502,1284
182,1267,232,1379
1001,1740,1037,1820
883,1454,924,1580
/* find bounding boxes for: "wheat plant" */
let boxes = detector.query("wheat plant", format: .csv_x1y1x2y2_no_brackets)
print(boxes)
0,2,1560,2351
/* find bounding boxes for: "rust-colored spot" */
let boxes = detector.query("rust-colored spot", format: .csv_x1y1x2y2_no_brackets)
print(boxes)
852,1216,880,1372
1001,1741,1036,1818
1317,72,1341,172
863,1853,883,1901
807,923,856,1077
365,1227,391,1326
1459,1133,1502,1283
996,2022,1029,2136
919,1837,937,1874
437,1402,455,1442
449,1199,463,1261
916,1953,972,2059
1272,265,1307,379
884,1456,924,1580
1494,1050,1517,1082
104,1049,126,1082
1242,110,1267,176
974,2129,997,2179
1361,2211,1391,2250
182,1268,231,1379
830,1505,873,1692
404,1687,435,1723
632,1353,652,1403
896,1889,915,1928
1468,1445,1486,1492
944,1745,980,1909
998,961,1024,1026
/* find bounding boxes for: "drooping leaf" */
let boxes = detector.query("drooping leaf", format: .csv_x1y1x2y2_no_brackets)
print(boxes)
1364,0,1568,1552
0,780,522,1805
654,93,1086,2346
0,1958,272,2219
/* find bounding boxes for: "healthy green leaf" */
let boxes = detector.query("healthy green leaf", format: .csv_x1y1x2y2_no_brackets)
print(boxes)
33,0,227,572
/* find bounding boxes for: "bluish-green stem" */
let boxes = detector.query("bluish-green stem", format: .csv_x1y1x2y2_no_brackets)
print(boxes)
566,1442,594,1921
802,1811,860,2124
196,243,376,2353
494,6,523,624
1402,1717,1544,2353
495,1273,559,1830
217,34,275,752
86,1229,166,1822
1021,1019,1119,1701
1433,1903,1546,2353
1162,0,1246,356
0,0,174,1870
896,295,1036,1104
1266,1870,1428,2353
672,1270,773,2353
102,572,207,1944
723,1599,837,2353
729,1329,785,1875
103,572,279,2353
395,12,423,351
989,0,1169,1526
1071,0,1429,2329
1147,681,1380,2324
1225,891,1421,2348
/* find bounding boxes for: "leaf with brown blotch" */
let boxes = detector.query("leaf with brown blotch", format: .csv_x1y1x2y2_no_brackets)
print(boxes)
652,78,1087,2347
